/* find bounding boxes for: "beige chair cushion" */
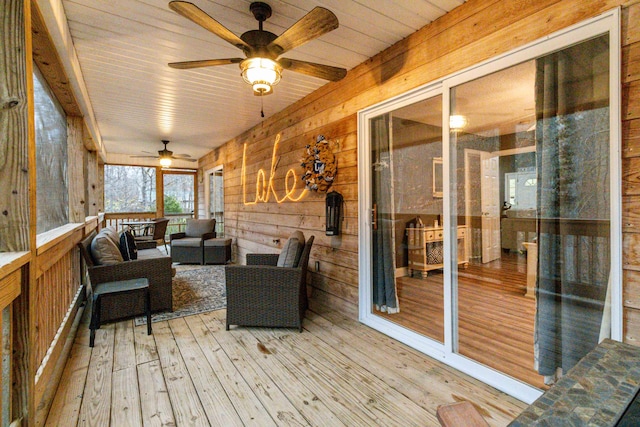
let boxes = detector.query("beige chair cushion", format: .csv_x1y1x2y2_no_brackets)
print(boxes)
91,232,124,265
277,231,305,268
185,219,216,237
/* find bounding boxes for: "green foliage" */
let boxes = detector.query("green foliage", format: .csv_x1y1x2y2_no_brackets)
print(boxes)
164,194,183,213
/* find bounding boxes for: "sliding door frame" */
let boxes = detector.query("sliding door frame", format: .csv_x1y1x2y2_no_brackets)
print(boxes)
357,8,621,404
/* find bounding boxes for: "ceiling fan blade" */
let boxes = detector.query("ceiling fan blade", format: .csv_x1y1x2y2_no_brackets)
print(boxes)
268,7,338,55
168,58,243,69
169,1,250,50
130,155,160,159
174,157,198,162
279,58,346,81
172,153,192,158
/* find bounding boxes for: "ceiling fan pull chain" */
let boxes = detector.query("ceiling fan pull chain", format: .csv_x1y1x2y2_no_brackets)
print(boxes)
261,94,265,118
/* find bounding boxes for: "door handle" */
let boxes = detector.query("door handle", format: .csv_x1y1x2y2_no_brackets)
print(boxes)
372,204,378,230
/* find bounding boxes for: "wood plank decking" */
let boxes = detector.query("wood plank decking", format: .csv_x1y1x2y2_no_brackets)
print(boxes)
46,305,526,426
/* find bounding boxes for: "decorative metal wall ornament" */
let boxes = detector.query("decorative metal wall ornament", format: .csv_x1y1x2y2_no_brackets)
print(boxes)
301,135,337,192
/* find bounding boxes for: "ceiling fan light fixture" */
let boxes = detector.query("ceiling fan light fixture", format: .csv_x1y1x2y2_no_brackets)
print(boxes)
159,156,172,167
240,57,282,94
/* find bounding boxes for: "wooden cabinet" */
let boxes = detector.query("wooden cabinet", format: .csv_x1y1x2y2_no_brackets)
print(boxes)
407,225,469,277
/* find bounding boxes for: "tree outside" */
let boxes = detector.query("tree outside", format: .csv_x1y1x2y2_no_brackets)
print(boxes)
104,165,156,212
164,194,183,213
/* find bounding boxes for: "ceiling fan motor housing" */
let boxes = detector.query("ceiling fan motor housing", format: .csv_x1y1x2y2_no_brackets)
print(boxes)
250,2,272,22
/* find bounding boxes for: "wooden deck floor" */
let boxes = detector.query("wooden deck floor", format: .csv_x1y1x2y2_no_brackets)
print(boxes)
46,304,526,426
378,252,545,389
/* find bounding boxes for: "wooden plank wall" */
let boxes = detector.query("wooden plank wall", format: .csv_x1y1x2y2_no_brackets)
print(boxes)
199,0,640,331
622,1,640,346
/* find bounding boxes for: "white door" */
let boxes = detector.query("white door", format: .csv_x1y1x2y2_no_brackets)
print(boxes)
204,167,224,236
481,152,501,263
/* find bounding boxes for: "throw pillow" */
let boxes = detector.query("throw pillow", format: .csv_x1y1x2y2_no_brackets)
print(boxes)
91,233,124,265
277,237,301,268
119,230,138,261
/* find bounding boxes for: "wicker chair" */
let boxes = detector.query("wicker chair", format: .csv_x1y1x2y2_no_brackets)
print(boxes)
225,235,314,332
134,217,170,253
170,219,216,264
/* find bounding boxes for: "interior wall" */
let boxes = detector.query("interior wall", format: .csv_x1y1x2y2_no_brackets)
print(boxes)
199,0,640,330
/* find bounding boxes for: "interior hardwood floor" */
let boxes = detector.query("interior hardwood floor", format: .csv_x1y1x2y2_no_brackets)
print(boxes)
46,303,527,426
378,252,546,390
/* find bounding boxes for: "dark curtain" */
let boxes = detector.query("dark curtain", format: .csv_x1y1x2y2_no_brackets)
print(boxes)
371,115,399,313
534,35,610,381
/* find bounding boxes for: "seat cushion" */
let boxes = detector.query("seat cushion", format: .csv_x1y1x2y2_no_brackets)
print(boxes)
91,232,124,265
171,237,203,248
277,231,305,268
204,238,232,247
185,219,215,237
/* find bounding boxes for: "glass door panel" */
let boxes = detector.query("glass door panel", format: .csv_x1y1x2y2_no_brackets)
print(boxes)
450,35,611,388
163,172,196,235
371,95,445,343
208,169,224,236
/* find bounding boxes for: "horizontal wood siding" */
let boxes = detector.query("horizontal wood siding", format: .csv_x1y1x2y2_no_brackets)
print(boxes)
199,0,640,331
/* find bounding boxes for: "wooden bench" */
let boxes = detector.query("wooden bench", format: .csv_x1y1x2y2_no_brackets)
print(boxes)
436,401,489,427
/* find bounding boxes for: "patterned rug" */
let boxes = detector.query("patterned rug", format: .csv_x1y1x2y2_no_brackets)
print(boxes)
135,265,226,325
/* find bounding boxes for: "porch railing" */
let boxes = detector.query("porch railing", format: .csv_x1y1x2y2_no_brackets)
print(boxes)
103,212,194,242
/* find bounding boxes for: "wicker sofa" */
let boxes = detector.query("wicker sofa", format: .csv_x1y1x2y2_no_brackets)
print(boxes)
78,228,174,323
225,233,314,332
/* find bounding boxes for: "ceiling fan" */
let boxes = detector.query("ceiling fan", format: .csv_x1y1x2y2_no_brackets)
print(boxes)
167,1,347,96
130,140,197,167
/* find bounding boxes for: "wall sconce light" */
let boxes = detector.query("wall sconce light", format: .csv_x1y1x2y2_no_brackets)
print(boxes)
240,57,282,95
326,191,343,236
449,115,468,131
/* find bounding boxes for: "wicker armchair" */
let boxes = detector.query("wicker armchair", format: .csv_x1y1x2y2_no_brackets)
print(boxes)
134,217,170,253
225,235,314,332
170,219,216,264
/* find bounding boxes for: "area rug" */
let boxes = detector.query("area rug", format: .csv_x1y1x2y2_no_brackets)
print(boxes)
135,265,226,325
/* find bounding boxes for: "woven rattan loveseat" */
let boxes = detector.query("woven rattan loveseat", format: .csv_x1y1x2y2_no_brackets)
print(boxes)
225,234,314,332
78,229,174,323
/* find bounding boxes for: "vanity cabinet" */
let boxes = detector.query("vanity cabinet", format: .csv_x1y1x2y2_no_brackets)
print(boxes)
407,225,469,277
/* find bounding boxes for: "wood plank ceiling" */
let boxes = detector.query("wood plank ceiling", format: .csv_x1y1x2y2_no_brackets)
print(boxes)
59,0,465,163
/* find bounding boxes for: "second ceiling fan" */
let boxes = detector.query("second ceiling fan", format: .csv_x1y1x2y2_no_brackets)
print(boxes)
168,1,347,95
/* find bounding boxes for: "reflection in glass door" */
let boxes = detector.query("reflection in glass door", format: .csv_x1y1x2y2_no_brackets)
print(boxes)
370,95,446,343
450,35,612,389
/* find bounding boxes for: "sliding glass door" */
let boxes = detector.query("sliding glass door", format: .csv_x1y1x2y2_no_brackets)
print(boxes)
450,34,611,388
359,11,620,401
